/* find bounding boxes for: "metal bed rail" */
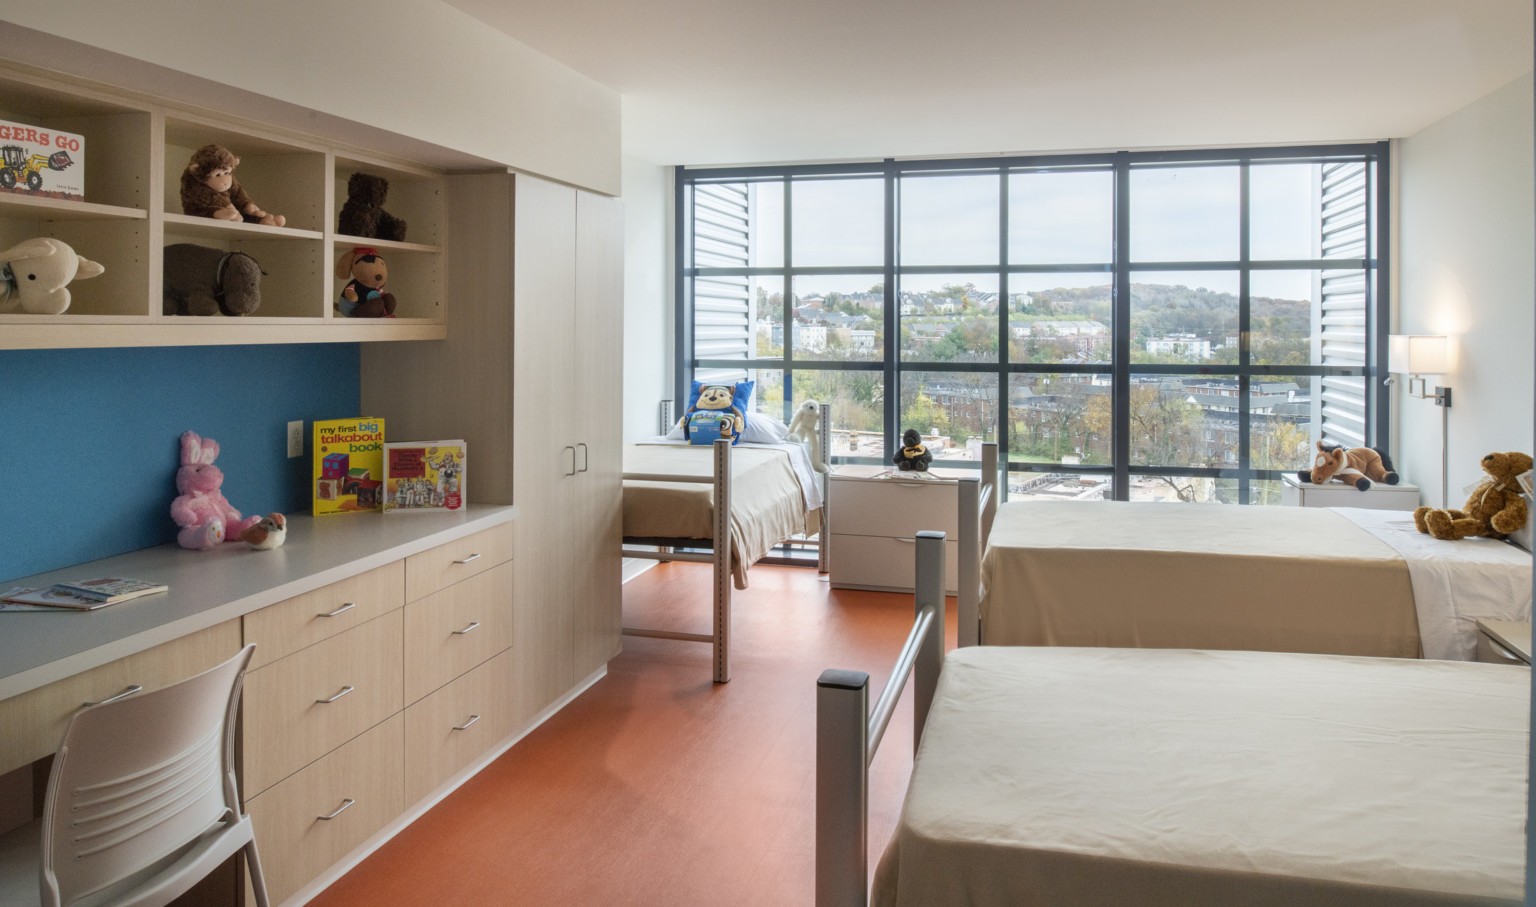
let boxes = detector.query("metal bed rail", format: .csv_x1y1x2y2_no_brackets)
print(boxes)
957,442,999,649
815,531,947,907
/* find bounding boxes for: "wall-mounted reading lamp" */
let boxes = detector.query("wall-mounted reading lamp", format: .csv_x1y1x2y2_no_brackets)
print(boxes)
1386,334,1452,506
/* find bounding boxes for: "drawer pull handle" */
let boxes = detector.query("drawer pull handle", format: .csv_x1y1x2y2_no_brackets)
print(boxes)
84,685,142,707
318,602,357,618
317,798,355,821
894,537,917,544
453,715,481,731
452,621,481,635
453,553,482,565
315,685,355,704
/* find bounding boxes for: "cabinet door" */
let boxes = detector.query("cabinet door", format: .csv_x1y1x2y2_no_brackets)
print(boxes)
572,190,625,678
512,174,578,717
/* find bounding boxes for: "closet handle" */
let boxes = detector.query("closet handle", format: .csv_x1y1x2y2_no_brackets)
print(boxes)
564,445,577,476
577,443,589,473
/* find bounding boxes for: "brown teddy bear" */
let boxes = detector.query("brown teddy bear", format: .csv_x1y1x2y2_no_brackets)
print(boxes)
335,246,396,318
1414,451,1533,540
1297,440,1398,491
337,172,407,242
163,243,263,316
180,144,286,227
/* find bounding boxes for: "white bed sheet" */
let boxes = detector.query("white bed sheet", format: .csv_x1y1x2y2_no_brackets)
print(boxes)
1335,507,1532,660
637,437,823,511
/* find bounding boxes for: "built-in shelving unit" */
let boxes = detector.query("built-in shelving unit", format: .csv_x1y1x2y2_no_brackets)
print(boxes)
0,64,449,349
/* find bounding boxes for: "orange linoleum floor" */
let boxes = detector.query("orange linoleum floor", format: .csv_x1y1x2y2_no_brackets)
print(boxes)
307,562,955,907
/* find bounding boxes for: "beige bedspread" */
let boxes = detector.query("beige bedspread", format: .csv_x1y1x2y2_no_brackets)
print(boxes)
623,443,817,589
874,647,1527,907
981,501,1420,657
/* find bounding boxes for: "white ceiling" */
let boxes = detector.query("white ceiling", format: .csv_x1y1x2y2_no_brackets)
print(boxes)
443,0,1532,167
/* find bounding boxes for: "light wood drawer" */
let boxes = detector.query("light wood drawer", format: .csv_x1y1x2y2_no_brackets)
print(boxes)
405,521,515,602
404,648,516,804
245,713,405,905
0,621,241,776
243,611,403,796
244,561,405,669
404,560,514,704
830,478,958,539
829,534,959,595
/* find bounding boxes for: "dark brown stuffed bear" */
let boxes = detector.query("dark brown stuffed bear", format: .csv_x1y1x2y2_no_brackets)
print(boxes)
180,144,285,227
1414,451,1533,540
337,172,407,242
163,243,263,316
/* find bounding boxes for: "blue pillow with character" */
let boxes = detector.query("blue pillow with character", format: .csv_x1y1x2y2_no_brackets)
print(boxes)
681,379,753,445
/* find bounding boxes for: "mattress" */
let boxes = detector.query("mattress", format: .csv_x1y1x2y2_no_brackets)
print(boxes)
623,442,818,589
980,500,1421,657
873,647,1528,907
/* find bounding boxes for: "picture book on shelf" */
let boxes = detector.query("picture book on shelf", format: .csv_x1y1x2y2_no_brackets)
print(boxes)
383,441,466,513
314,418,385,515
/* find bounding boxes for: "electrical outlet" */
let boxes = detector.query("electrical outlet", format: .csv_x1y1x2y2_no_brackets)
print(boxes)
287,421,303,458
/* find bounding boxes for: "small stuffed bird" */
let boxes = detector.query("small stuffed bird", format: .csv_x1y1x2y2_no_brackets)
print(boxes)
894,429,933,472
240,512,287,550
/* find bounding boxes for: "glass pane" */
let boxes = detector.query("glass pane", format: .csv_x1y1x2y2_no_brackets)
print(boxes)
1129,271,1239,365
1008,372,1111,466
1128,474,1237,504
1009,169,1113,264
750,368,787,423
1128,374,1230,468
900,371,1000,460
1007,468,1112,500
792,275,884,362
1249,163,1314,261
750,276,785,359
791,177,884,267
1249,478,1285,506
1130,166,1239,262
1007,273,1111,364
1251,374,1313,475
1250,270,1325,366
899,173,998,266
794,369,885,461
750,180,784,268
898,274,999,363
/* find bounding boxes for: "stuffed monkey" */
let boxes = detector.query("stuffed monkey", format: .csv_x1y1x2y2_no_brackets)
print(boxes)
181,144,286,227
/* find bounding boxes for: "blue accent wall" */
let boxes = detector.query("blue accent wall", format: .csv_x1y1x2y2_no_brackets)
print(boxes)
0,344,360,580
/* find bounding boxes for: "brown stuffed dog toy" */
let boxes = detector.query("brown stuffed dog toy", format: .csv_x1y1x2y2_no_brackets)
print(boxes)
335,247,396,318
1414,451,1532,540
180,144,286,227
1297,440,1399,491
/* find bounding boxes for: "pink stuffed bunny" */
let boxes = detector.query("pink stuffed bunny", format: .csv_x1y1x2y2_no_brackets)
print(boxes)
170,430,261,549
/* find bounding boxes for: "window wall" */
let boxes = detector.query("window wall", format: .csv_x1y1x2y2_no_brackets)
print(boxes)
676,145,1387,504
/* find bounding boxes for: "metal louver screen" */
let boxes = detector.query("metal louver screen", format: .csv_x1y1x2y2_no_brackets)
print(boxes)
692,183,753,379
1315,162,1368,448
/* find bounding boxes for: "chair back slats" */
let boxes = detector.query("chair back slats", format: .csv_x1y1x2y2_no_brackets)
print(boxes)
41,646,252,906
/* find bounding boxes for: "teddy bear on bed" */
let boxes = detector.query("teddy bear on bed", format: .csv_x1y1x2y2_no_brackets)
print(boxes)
337,172,408,242
180,144,286,227
681,384,746,442
1296,440,1399,491
1413,451,1532,541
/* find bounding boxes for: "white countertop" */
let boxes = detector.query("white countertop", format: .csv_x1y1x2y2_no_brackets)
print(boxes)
0,505,517,700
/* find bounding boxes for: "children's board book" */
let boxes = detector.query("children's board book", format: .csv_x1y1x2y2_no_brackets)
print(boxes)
50,577,168,603
383,441,466,513
0,120,85,200
314,418,385,515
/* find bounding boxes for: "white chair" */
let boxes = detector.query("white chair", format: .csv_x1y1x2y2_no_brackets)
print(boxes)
0,644,269,907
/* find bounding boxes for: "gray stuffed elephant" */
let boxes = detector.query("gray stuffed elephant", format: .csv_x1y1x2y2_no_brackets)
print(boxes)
163,243,264,316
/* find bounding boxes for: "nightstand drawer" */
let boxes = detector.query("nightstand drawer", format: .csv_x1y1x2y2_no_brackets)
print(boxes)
244,561,405,669
403,648,517,803
405,521,515,602
1280,475,1421,510
403,561,514,704
830,534,959,594
831,477,959,538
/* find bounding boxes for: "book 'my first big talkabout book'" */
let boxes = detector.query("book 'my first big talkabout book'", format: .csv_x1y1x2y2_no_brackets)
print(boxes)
313,417,385,515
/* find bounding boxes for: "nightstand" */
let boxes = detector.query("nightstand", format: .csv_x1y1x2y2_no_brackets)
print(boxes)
1280,473,1421,510
829,467,962,594
1475,619,1532,665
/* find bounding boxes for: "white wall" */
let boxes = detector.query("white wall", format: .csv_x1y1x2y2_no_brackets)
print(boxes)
0,2,620,194
622,157,674,441
1396,71,1534,508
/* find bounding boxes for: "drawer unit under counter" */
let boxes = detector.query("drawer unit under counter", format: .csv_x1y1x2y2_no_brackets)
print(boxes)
830,534,960,595
405,521,515,602
404,648,517,803
404,560,515,704
242,610,404,796
831,474,960,539
244,713,406,905
243,560,405,669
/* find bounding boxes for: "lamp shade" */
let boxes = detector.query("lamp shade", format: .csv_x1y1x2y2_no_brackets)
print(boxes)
1388,334,1449,375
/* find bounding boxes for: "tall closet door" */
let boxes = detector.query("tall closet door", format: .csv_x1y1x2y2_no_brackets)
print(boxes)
572,190,625,677
512,174,578,713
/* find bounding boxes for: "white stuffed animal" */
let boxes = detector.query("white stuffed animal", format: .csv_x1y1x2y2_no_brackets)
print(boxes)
787,399,827,473
0,237,105,314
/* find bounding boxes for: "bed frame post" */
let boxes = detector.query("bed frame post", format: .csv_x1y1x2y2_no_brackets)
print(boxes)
713,437,733,683
819,403,832,574
816,668,869,907
914,530,945,752
958,478,981,649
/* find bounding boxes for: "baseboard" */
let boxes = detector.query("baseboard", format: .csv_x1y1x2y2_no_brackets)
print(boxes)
279,664,610,907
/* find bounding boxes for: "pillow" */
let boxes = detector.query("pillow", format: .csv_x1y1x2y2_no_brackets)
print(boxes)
1509,493,1533,553
741,414,790,444
680,379,754,445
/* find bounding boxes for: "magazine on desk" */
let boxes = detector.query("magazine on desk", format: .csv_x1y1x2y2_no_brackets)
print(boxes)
1,577,167,611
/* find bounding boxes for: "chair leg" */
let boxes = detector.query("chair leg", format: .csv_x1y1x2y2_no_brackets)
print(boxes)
244,839,271,907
